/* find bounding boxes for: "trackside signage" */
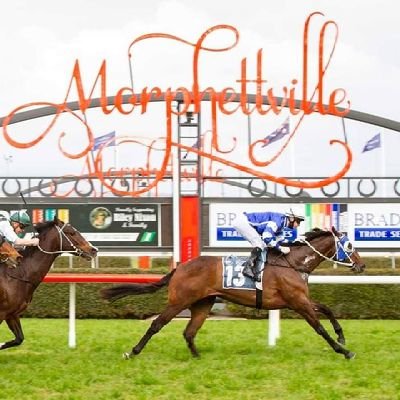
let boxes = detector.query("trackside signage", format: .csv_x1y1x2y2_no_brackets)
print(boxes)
347,204,400,248
209,203,306,248
210,203,400,250
0,204,159,248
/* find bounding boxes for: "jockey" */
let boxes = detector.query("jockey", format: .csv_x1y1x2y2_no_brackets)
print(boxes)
0,210,39,248
232,210,304,280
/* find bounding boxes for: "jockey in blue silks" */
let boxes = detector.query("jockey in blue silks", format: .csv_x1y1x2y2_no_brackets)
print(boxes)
232,210,304,280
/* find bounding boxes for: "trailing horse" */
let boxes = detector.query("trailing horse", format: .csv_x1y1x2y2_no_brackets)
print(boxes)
0,235,22,269
101,227,366,360
0,217,97,350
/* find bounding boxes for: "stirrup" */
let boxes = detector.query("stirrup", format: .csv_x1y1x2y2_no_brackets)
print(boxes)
254,273,261,282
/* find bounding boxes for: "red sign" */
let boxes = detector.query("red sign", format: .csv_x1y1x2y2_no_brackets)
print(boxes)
180,196,200,262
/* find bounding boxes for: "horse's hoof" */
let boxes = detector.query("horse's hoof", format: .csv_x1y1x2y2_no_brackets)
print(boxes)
345,351,356,360
122,352,131,360
338,338,346,345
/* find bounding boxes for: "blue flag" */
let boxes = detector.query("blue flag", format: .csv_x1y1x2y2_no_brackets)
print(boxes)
262,118,290,147
92,131,116,151
362,133,381,153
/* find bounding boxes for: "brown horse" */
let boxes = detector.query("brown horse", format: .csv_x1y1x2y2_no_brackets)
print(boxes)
0,216,97,350
0,235,22,268
101,227,366,360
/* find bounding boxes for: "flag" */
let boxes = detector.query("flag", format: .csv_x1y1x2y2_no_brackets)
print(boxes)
92,131,116,151
261,118,290,147
362,133,381,153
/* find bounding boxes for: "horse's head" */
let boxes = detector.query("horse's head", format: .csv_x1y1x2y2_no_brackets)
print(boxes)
0,235,23,268
300,227,366,274
331,226,366,273
35,217,98,260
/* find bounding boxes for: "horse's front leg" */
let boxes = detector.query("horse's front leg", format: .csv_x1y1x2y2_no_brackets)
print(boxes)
295,303,355,360
312,301,345,345
0,317,24,350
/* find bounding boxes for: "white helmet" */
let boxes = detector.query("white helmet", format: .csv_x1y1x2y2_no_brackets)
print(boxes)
285,210,305,223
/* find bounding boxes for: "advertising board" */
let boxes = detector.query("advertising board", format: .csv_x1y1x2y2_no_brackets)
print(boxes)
209,203,306,248
347,204,400,249
209,202,400,250
0,204,159,248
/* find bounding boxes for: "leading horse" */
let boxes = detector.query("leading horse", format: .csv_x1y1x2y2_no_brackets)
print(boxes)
101,227,366,360
0,216,97,350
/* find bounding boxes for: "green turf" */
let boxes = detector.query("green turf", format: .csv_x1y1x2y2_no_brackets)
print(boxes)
0,319,399,399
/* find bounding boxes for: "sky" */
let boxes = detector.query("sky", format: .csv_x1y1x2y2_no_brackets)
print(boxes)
0,0,399,192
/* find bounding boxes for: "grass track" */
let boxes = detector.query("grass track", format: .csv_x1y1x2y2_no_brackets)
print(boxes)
0,319,399,399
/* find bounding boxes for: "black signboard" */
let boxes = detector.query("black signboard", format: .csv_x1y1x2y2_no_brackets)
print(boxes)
0,203,159,248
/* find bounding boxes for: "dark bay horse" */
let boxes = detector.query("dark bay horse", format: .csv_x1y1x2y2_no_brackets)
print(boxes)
101,227,366,360
0,217,97,350
0,235,22,268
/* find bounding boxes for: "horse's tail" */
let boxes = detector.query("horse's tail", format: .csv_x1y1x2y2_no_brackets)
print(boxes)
100,270,176,302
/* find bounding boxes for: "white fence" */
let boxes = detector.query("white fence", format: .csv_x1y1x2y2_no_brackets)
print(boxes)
45,273,400,348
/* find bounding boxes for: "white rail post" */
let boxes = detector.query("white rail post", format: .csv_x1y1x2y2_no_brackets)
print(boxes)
68,283,76,348
268,309,280,346
391,253,396,269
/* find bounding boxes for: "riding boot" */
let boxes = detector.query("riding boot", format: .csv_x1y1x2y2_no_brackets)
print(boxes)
242,247,262,280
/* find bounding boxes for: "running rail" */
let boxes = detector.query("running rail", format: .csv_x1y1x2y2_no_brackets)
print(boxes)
43,273,163,284
43,274,163,348
43,274,400,348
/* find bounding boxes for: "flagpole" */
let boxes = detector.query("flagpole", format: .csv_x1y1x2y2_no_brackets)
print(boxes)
114,140,118,171
381,131,386,197
247,106,252,147
341,118,348,144
289,116,295,177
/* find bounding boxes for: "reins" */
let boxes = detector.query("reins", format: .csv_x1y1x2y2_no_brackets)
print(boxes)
37,223,84,257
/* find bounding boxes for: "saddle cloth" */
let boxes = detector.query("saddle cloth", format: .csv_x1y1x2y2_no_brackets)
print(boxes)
222,255,263,291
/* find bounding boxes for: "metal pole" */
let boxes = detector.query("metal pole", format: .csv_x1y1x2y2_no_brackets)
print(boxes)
172,103,181,267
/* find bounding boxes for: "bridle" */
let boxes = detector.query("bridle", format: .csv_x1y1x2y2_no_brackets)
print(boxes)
0,253,10,264
298,231,355,268
37,222,89,257
0,253,10,263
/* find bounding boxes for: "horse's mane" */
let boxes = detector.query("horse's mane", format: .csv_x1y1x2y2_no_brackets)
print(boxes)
16,220,57,257
303,228,332,241
284,228,331,248
34,220,56,233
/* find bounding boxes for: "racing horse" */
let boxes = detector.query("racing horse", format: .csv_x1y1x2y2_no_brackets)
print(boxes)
0,216,97,350
101,227,366,360
0,235,22,268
